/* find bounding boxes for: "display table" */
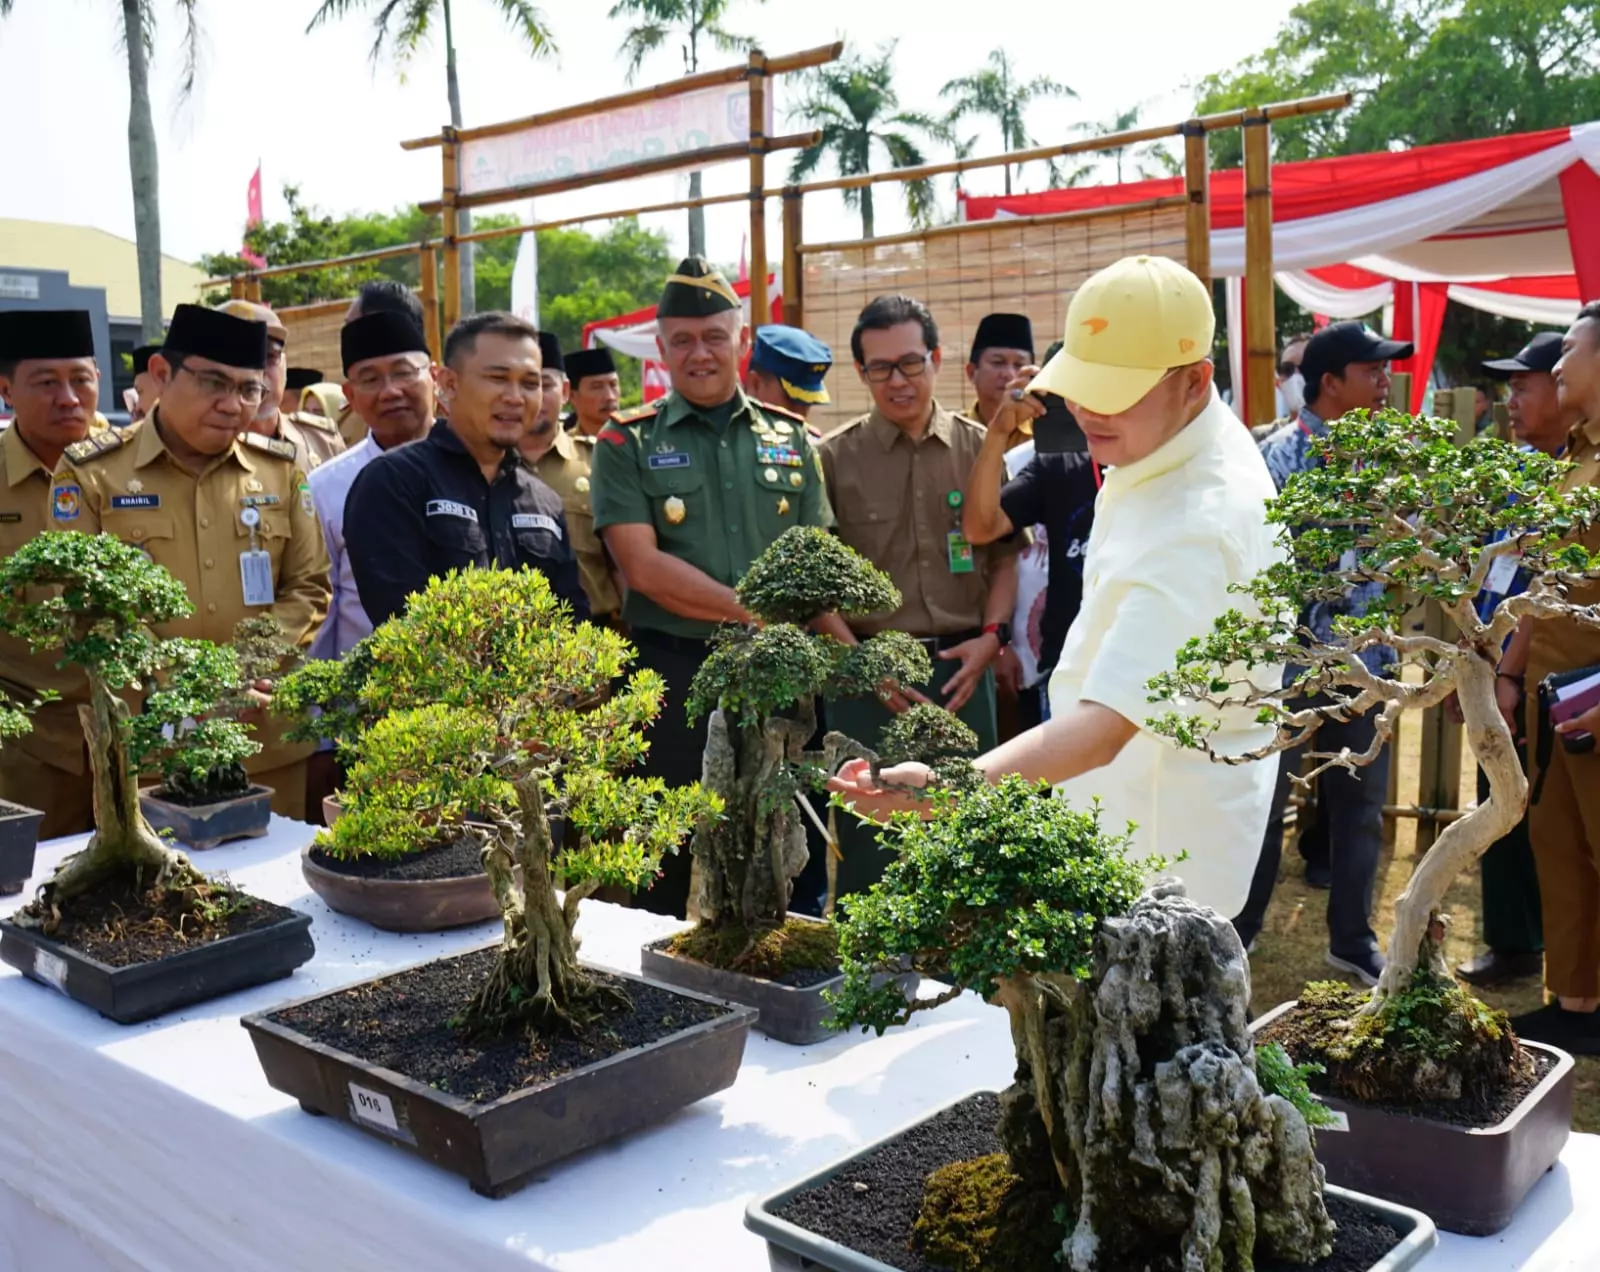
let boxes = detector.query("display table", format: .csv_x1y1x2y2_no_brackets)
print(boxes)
1,821,1596,1271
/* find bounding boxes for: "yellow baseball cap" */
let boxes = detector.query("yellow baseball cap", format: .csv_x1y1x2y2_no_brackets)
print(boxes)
1029,255,1215,415
214,298,289,344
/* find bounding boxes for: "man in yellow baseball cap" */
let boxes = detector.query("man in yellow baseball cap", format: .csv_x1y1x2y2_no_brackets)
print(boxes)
832,254,1286,918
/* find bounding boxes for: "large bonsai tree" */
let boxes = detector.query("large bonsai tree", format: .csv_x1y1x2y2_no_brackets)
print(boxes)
831,777,1336,1272
0,533,206,913
684,527,975,950
1150,409,1600,1010
350,568,718,1034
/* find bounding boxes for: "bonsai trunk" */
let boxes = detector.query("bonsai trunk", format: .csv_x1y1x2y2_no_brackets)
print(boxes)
29,674,190,919
462,771,622,1037
1369,656,1526,1009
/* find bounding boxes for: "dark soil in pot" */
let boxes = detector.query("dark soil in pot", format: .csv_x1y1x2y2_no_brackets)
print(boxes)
664,914,841,988
147,784,255,808
307,834,486,883
774,1092,1412,1272
271,944,729,1102
42,872,296,967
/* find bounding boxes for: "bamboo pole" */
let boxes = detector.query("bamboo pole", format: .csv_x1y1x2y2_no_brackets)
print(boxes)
748,51,770,327
782,187,805,329
1242,110,1276,428
419,246,441,363
398,41,842,151
454,189,750,247
798,195,1189,255
1182,120,1211,289
441,131,462,332
244,277,262,303
229,278,246,300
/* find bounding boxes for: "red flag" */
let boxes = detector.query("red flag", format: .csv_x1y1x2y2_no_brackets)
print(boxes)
241,164,267,268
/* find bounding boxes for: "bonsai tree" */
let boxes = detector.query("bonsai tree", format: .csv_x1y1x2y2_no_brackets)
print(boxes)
274,634,379,763
0,533,206,913
830,776,1336,1272
350,567,719,1033
683,526,974,963
1148,410,1600,1094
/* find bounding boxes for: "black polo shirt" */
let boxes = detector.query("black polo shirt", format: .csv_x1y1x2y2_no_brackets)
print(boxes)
344,419,587,628
1000,450,1099,676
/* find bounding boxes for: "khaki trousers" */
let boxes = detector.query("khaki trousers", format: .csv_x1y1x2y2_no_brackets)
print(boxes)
1527,731,1600,999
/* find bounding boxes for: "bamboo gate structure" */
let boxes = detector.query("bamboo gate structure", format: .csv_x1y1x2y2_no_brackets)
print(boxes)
205,57,1471,839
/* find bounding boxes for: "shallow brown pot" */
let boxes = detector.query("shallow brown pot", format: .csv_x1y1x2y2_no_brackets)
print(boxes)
1251,999,1574,1235
300,843,505,933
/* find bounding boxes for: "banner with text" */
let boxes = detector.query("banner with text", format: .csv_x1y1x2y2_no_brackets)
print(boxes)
461,81,773,199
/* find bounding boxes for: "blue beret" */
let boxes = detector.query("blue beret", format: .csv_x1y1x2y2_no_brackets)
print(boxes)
750,324,833,404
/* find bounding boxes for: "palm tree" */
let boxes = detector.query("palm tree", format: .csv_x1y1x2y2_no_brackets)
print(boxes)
787,44,949,241
0,1,199,340
607,0,763,259
940,49,1072,196
307,0,557,316
1080,102,1182,184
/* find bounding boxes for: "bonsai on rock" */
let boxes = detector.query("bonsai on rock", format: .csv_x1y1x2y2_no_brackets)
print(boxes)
1149,408,1600,1100
829,776,1337,1271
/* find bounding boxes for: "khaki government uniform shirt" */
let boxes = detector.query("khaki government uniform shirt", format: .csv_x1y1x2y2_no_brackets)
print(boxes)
269,409,347,472
589,388,833,640
51,416,332,773
820,402,1019,638
530,426,621,617
1528,412,1600,683
336,403,368,448
0,426,89,774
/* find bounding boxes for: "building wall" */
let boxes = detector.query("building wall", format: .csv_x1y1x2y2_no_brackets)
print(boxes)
0,219,208,323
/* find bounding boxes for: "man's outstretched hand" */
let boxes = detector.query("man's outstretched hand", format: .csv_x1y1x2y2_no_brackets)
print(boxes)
826,757,936,822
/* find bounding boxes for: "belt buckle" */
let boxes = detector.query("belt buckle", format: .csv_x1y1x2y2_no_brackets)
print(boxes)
917,636,940,652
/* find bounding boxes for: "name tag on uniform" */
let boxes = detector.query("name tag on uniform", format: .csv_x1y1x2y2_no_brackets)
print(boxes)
425,499,479,522
0,512,20,524
647,453,692,470
110,494,161,509
511,513,563,537
240,549,275,606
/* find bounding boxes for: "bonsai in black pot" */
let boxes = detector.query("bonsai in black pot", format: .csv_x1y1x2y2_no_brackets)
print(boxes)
0,691,47,895
0,533,313,1022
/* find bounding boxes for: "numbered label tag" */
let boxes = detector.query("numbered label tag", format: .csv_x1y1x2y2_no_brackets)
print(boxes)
1485,552,1520,595
347,1082,409,1140
240,549,275,607
33,947,69,995
946,530,975,575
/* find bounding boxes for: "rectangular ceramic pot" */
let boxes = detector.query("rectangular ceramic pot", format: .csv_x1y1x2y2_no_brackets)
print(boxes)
139,784,274,850
241,952,758,1198
640,921,920,1046
0,907,314,1024
745,1090,1439,1272
1251,1000,1574,1235
0,801,44,895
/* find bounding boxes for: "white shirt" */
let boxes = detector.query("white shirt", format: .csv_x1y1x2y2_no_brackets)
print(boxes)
307,434,384,660
1003,438,1052,689
1049,388,1284,916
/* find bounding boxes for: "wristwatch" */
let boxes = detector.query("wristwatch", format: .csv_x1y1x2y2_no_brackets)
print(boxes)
983,622,1012,647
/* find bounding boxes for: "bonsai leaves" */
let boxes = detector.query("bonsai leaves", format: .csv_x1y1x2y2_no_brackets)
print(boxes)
735,526,901,626
125,639,261,803
273,636,379,754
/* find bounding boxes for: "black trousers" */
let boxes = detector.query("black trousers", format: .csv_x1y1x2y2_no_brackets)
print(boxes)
1478,739,1544,955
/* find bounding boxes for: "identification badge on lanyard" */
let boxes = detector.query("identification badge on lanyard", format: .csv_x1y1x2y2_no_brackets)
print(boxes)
1485,552,1520,595
239,506,275,606
947,530,975,575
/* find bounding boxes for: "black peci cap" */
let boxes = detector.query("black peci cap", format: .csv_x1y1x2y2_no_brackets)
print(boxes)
285,367,324,392
130,343,161,377
341,310,430,375
538,331,564,374
564,346,617,384
969,312,1034,363
0,309,95,363
1483,331,1564,379
164,304,268,370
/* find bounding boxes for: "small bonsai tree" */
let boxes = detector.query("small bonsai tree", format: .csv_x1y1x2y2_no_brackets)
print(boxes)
831,777,1336,1272
351,568,719,1033
274,635,379,763
684,527,966,961
0,533,207,914
1148,410,1600,1092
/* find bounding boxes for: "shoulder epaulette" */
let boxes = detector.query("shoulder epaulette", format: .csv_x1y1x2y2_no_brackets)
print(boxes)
612,404,658,425
756,400,808,426
241,432,298,462
289,410,339,434
63,429,130,465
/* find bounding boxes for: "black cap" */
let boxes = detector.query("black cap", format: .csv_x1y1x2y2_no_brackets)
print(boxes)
1483,331,1564,379
130,343,161,377
341,311,429,375
285,367,324,392
163,303,268,371
1299,321,1413,393
565,346,617,384
0,309,95,363
969,313,1034,363
538,331,564,374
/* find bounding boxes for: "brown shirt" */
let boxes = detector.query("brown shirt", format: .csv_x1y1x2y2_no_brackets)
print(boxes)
272,410,347,472
0,426,90,773
819,402,1018,638
336,402,369,448
530,427,622,616
52,415,332,773
1529,413,1600,681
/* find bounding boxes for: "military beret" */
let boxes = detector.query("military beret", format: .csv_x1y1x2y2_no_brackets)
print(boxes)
165,303,269,371
565,346,617,384
657,255,740,319
0,309,95,363
750,325,832,404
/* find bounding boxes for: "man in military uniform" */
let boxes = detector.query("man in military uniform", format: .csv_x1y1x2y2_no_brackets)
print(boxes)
563,346,622,438
591,257,835,917
820,292,1020,896
215,299,346,472
344,311,586,629
745,325,832,423
518,332,622,622
0,310,102,839
52,304,331,821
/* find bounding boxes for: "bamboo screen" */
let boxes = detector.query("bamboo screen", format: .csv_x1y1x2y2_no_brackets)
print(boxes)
801,203,1189,433
277,299,354,389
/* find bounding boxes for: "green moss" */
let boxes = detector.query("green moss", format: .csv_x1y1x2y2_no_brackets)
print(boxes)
1255,1041,1337,1128
667,915,840,980
911,1153,1065,1272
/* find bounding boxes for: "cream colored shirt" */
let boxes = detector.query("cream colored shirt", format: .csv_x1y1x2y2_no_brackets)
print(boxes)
1049,388,1284,916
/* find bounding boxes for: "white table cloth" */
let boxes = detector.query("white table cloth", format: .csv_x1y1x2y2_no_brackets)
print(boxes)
0,821,1595,1271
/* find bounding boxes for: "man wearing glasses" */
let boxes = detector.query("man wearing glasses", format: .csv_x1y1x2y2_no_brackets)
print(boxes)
818,293,1020,897
215,299,347,472
51,303,332,820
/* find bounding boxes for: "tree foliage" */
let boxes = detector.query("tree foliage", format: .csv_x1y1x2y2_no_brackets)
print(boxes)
273,635,380,756
941,49,1074,195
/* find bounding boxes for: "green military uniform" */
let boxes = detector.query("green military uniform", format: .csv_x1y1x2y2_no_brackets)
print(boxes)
587,256,834,916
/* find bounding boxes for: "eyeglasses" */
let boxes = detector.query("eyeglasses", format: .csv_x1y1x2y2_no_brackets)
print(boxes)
862,353,931,384
351,362,428,394
1278,360,1301,377
173,363,268,406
